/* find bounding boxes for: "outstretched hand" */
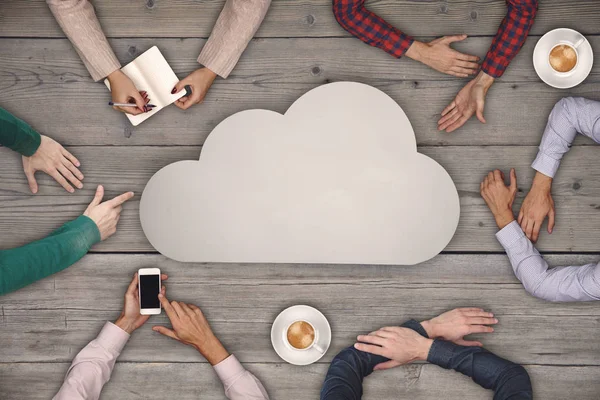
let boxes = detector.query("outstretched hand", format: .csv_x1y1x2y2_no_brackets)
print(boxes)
22,135,83,193
406,35,480,78
420,308,497,347
438,71,494,133
354,327,433,371
153,294,229,365
115,272,167,334
480,169,518,229
518,172,555,242
83,185,134,241
172,68,217,110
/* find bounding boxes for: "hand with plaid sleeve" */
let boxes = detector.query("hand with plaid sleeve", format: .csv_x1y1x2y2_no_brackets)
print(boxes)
332,0,481,77
438,0,538,133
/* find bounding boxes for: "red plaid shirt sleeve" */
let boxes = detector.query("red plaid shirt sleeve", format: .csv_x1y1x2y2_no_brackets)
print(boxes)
482,0,539,78
333,0,414,58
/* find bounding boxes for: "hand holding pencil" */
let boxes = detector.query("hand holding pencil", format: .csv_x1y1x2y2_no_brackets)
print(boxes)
106,70,153,115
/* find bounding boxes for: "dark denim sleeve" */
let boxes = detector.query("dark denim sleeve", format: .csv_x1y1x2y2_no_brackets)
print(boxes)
320,319,426,400
427,340,533,400
321,320,532,400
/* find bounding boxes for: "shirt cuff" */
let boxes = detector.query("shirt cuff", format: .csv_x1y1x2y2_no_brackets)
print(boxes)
401,319,429,338
197,44,236,79
531,151,560,179
481,54,507,79
96,321,130,354
69,215,102,247
495,220,525,248
213,354,245,383
426,339,456,368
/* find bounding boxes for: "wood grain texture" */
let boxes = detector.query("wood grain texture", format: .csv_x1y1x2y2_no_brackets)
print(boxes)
0,363,600,400
1,254,599,365
1,146,600,252
2,38,600,147
2,1,600,398
2,0,600,38
1,362,599,400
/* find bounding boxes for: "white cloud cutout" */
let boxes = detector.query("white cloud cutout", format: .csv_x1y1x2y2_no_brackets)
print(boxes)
140,82,460,265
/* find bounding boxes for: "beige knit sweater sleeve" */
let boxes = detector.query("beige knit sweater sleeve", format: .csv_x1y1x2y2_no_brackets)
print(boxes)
198,0,272,79
46,0,121,81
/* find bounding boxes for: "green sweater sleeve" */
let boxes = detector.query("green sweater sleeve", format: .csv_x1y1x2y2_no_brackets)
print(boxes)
0,107,42,156
0,215,101,296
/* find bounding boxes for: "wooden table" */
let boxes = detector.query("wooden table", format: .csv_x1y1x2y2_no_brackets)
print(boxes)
1,1,600,398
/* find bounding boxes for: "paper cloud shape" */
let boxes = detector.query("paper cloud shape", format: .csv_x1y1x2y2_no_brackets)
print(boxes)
140,82,460,265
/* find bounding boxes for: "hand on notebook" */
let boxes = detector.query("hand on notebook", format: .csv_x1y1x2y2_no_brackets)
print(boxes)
107,70,151,115
172,68,217,110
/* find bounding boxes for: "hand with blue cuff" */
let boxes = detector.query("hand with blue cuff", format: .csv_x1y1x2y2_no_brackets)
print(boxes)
322,309,531,400
355,308,497,371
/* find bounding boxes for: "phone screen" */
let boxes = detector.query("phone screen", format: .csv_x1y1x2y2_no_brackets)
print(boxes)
140,274,160,309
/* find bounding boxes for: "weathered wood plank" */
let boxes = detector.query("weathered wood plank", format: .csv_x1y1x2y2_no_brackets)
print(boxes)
1,146,600,252
1,0,600,38
1,254,599,365
1,38,600,147
1,363,599,399
3,36,595,85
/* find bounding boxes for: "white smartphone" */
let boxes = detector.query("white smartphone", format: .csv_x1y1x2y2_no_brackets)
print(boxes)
138,268,161,315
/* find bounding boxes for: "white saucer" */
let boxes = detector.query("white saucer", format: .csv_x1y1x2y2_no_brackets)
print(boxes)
271,305,331,365
533,28,593,89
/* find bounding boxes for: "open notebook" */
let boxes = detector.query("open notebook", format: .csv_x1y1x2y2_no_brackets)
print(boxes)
105,46,186,126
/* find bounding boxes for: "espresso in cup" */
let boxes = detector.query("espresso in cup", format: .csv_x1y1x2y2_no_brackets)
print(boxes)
286,320,316,350
549,44,578,73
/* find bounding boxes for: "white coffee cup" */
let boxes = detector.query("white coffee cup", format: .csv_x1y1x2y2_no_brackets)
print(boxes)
548,37,585,75
283,320,325,353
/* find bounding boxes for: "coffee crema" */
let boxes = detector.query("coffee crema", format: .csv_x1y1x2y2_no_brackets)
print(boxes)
549,44,577,73
287,320,315,349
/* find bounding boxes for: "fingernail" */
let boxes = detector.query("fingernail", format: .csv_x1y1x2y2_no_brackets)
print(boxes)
158,293,163,298
171,88,176,94
494,318,498,323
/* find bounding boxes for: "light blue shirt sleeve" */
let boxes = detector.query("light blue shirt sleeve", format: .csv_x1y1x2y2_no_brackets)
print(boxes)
496,221,600,302
532,97,600,178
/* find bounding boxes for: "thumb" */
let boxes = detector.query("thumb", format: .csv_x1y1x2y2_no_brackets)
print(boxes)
455,339,483,347
25,170,38,194
89,185,104,208
476,103,486,124
548,208,556,234
172,79,188,96
373,360,402,371
152,326,180,341
444,34,468,44
509,168,517,193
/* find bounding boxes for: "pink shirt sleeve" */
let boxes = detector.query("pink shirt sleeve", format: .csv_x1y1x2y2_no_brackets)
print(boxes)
213,355,270,399
53,322,130,400
53,322,268,399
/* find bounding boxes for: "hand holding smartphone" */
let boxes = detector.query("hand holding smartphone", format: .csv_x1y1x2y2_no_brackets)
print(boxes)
138,268,162,315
